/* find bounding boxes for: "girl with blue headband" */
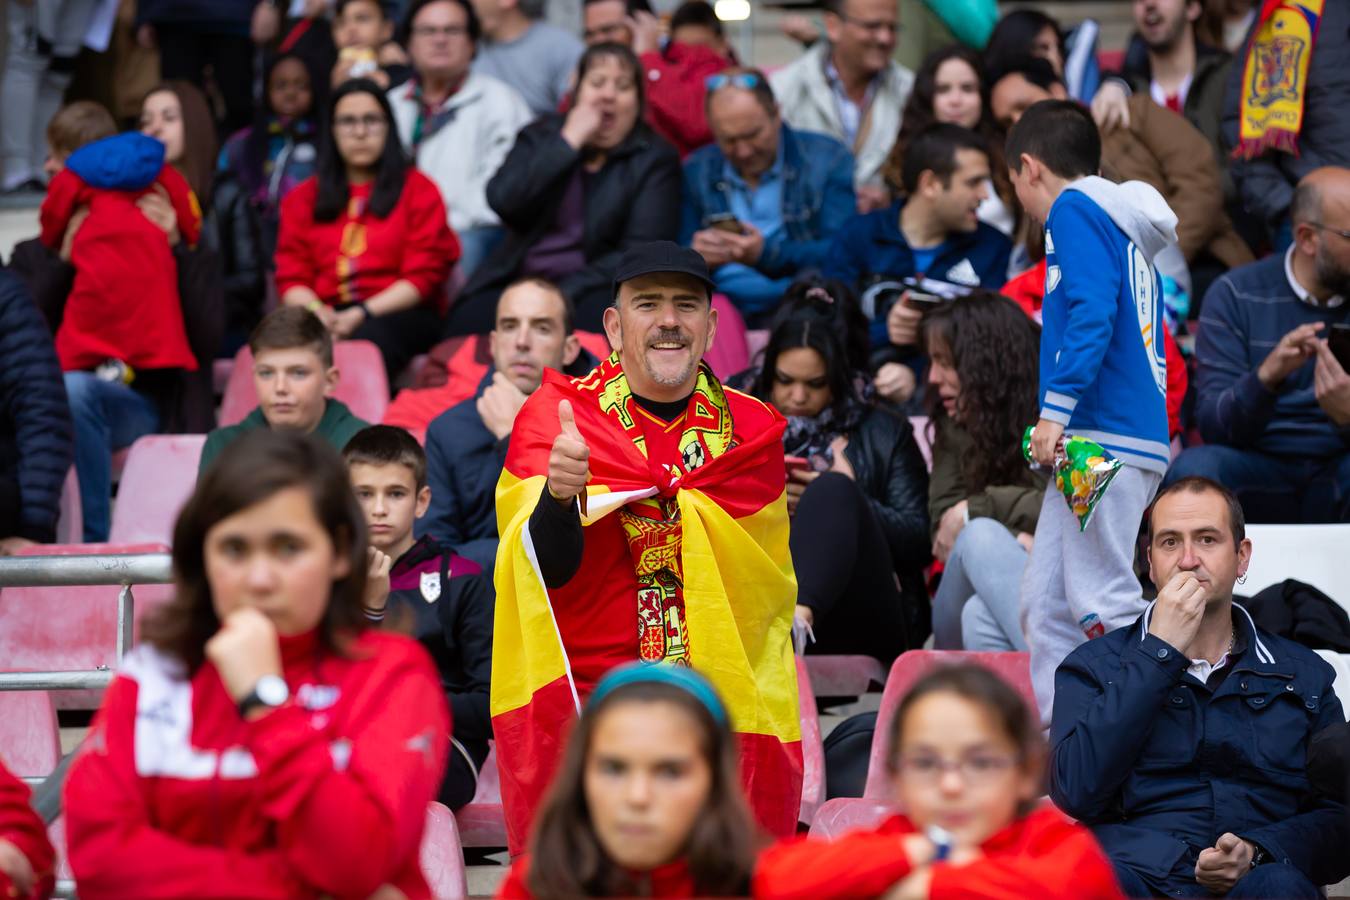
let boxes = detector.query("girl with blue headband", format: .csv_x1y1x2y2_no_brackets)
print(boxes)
498,663,759,898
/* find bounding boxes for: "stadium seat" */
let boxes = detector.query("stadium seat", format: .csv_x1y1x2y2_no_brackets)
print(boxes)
1314,650,1350,722
908,416,933,471
1241,524,1350,615
0,691,60,778
0,543,174,710
219,340,390,427
49,816,73,894
796,657,825,827
809,651,1034,838
804,655,886,699
455,745,507,848
421,801,469,900
108,435,206,545
746,329,769,365
705,295,750,380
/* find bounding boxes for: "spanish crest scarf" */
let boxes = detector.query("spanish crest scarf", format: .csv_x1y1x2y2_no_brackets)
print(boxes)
1234,0,1325,159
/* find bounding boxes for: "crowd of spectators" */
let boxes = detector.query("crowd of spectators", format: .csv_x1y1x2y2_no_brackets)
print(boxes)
2,0,1350,897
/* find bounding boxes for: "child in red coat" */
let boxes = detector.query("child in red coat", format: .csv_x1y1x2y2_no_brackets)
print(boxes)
754,664,1125,900
39,103,199,375
0,756,54,900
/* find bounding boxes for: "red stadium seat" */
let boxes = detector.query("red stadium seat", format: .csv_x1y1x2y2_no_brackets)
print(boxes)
219,340,390,427
454,745,507,848
0,692,60,778
796,657,825,827
704,295,750,380
421,801,469,900
809,651,1034,838
108,435,206,545
0,543,174,710
804,655,886,699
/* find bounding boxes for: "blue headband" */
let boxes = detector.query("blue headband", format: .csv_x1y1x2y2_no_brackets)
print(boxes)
588,662,729,726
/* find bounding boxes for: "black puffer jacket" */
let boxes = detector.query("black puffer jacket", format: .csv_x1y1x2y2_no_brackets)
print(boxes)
842,406,932,589
0,271,73,543
453,114,682,331
204,172,267,342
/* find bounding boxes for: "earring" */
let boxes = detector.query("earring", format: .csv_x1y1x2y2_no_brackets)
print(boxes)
1237,574,1247,585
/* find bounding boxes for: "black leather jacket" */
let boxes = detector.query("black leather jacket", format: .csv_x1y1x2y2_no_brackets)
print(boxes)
844,406,932,580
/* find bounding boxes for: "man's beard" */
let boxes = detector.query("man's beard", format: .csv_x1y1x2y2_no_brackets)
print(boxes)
643,327,697,387
1144,16,1189,54
1315,244,1350,298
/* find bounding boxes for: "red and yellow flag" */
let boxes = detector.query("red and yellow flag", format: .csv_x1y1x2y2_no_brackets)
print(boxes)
491,357,802,855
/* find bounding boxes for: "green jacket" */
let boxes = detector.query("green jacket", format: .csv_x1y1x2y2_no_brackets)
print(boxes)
199,399,370,474
927,416,1047,540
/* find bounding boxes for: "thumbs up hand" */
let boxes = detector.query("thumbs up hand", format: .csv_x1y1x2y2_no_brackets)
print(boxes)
548,400,590,508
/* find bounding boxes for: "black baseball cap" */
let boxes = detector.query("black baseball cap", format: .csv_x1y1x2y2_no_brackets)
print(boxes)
612,241,715,299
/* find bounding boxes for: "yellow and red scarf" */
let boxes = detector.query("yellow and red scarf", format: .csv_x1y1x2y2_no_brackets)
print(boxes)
1234,0,1325,159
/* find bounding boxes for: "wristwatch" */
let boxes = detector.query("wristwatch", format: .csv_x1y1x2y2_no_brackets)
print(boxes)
356,301,372,321
1248,840,1270,868
926,824,954,862
238,674,289,718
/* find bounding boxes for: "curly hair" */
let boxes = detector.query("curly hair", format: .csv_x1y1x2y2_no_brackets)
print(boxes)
881,45,1013,209
921,291,1040,491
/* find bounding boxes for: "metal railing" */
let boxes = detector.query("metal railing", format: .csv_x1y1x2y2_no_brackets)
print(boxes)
0,552,173,692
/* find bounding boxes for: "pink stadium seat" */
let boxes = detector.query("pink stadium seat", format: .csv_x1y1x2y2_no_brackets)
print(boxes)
804,655,886,699
219,340,390,427
421,801,469,900
108,435,206,545
0,543,174,710
809,651,1034,838
0,692,60,778
49,816,72,888
455,745,507,848
746,329,769,364
908,416,933,471
796,657,825,827
705,295,751,380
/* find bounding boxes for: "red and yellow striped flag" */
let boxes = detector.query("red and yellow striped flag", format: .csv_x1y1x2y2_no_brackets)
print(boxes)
491,361,803,855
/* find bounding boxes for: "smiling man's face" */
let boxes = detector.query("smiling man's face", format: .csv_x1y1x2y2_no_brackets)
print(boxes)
604,273,717,402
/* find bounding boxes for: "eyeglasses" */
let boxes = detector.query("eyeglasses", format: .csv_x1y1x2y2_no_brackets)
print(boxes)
835,12,899,35
1310,222,1350,240
893,753,1018,784
411,24,468,39
333,114,388,134
705,72,764,92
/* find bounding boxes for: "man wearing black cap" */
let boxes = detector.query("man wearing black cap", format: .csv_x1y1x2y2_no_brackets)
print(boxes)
490,240,803,854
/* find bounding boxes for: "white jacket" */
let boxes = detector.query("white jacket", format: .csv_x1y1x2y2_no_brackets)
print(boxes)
387,72,532,233
769,42,913,191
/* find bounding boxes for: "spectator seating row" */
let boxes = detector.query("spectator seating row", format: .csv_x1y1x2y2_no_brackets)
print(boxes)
220,340,391,427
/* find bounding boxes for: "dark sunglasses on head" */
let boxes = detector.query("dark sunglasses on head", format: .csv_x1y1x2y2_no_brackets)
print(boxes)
705,72,763,92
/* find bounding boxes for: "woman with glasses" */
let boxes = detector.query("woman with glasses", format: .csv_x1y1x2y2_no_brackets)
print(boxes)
444,42,682,335
274,78,458,380
754,664,1123,900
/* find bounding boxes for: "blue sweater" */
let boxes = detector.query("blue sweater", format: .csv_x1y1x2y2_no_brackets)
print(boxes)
1039,183,1171,473
1195,252,1350,458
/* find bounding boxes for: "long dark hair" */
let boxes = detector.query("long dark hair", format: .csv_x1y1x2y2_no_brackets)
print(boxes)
143,81,218,206
884,45,1012,206
885,664,1044,814
575,42,648,125
143,430,370,675
240,52,322,196
751,314,859,422
767,277,870,376
984,9,1066,78
314,78,409,222
920,291,1040,491
526,680,758,897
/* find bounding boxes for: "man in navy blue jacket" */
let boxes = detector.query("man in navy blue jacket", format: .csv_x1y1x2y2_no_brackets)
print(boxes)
1051,477,1348,898
0,270,72,552
418,278,592,569
1167,168,1350,523
823,123,1010,404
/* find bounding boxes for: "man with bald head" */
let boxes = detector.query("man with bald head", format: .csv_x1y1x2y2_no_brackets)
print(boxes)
1166,167,1350,522
682,67,856,323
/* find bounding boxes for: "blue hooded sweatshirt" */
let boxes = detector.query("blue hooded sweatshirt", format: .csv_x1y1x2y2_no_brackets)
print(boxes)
65,132,166,192
1039,176,1175,474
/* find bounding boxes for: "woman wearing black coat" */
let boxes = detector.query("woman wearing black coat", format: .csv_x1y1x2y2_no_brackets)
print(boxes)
444,42,682,335
750,312,931,664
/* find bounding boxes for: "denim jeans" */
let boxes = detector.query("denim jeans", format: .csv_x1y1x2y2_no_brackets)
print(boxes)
1113,860,1323,899
454,225,504,282
931,517,1028,652
1166,444,1350,523
64,371,160,542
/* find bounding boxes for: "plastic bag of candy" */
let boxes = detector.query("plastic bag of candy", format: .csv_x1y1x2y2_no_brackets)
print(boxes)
1022,427,1122,531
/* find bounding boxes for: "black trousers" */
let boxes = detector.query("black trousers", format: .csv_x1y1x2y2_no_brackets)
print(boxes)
791,472,921,665
155,26,254,137
349,303,445,385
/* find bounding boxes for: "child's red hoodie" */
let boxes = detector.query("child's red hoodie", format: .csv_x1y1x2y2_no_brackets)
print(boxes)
39,132,200,374
0,756,54,899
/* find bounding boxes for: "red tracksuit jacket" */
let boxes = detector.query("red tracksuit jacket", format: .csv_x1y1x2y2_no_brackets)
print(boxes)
39,135,200,374
497,856,698,898
0,756,54,899
752,806,1125,899
62,629,449,900
274,171,458,314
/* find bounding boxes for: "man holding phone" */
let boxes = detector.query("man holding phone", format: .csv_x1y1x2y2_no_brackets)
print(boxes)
681,68,857,325
1167,167,1350,522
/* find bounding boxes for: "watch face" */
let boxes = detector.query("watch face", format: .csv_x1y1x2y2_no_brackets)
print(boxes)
256,675,289,706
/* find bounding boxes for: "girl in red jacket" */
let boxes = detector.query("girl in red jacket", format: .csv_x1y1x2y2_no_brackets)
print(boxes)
62,429,450,900
498,663,760,899
0,756,53,899
754,664,1124,900
275,78,459,380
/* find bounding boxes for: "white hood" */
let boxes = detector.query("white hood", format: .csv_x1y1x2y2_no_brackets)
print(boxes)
1064,175,1189,293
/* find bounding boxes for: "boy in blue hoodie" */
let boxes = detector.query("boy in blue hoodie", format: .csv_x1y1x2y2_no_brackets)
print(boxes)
1007,100,1176,724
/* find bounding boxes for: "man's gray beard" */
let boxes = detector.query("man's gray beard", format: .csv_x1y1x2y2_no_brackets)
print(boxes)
1315,245,1350,298
644,355,697,387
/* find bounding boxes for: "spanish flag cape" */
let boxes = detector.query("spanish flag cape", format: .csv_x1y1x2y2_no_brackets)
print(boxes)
492,353,803,855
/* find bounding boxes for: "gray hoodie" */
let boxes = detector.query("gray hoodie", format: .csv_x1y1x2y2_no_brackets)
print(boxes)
1067,175,1186,292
